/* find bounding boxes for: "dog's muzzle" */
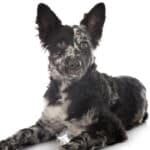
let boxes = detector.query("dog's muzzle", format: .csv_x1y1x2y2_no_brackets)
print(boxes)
65,57,82,75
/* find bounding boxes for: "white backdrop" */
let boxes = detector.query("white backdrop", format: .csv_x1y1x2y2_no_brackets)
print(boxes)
0,0,149,150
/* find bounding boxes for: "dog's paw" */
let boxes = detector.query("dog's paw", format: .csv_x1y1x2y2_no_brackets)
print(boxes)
59,142,83,150
0,140,20,150
0,140,9,150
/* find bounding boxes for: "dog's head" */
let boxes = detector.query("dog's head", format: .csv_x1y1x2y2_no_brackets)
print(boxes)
36,3,105,81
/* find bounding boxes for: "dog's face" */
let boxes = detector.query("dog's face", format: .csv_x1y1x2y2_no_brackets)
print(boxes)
47,25,94,81
36,3,105,80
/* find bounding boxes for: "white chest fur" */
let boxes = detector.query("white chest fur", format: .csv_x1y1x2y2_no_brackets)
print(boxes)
42,101,69,121
42,81,70,122
58,81,69,103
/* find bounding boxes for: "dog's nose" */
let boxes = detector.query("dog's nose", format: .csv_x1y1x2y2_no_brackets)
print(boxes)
66,57,81,70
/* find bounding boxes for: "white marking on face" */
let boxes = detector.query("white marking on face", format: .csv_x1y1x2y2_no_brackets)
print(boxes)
73,25,93,48
65,45,76,58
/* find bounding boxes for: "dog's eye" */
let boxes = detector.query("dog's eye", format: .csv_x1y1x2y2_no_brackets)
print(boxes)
80,42,89,50
57,41,67,49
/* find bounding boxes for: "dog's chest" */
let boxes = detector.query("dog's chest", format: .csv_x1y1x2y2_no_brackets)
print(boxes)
42,80,99,144
43,82,70,120
42,102,69,123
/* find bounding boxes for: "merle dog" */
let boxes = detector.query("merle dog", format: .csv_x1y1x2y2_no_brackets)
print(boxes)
0,2,148,150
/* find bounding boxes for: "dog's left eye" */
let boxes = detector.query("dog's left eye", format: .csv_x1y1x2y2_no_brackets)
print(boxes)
57,41,67,49
80,42,89,49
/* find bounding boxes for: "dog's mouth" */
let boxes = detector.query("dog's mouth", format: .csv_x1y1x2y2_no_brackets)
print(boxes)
51,58,90,80
65,66,83,77
68,68,82,76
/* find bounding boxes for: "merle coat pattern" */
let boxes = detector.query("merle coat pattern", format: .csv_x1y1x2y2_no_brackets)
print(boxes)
0,3,148,150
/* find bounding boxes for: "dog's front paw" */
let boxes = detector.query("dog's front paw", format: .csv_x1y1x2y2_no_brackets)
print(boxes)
0,140,20,150
0,140,9,150
60,142,85,150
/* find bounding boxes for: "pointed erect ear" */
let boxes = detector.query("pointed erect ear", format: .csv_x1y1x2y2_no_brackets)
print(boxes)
80,3,106,48
36,3,62,45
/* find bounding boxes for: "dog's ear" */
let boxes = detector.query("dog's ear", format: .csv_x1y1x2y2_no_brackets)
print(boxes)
80,3,106,48
36,3,62,46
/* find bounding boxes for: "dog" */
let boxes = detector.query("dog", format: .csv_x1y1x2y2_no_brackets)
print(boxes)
0,2,148,150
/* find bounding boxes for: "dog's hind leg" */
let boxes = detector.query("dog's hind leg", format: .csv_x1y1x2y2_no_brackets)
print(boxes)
0,119,56,150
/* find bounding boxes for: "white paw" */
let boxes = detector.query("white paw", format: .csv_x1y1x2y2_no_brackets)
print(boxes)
57,133,71,145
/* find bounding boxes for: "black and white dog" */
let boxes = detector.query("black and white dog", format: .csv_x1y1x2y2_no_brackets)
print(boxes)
0,3,148,150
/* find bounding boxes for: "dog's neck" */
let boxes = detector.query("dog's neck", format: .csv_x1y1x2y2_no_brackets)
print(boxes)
44,63,97,104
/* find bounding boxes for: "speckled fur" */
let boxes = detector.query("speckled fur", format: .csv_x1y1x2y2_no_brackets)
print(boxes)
0,2,148,150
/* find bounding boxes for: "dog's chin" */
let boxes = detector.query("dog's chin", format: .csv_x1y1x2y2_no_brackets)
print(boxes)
68,69,81,76
65,69,86,81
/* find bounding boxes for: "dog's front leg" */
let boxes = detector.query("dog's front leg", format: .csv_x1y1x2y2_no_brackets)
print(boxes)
0,119,57,150
60,111,127,150
60,131,103,150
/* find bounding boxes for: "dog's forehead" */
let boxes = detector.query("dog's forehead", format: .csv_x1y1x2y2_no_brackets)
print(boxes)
73,25,87,34
50,25,90,46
